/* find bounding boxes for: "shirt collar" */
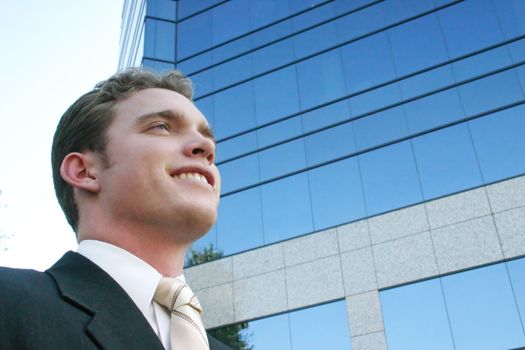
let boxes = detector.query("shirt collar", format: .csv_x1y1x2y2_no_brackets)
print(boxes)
77,240,163,317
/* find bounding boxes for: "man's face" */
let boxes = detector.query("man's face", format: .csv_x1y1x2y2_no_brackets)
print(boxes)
95,88,221,241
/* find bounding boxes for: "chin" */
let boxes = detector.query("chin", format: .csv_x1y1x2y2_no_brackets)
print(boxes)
174,203,218,240
192,211,217,236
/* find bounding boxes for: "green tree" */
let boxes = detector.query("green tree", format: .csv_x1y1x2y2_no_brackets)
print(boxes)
208,322,252,350
186,243,253,350
185,243,224,267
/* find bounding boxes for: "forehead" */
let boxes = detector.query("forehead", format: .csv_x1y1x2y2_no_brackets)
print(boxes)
113,88,207,126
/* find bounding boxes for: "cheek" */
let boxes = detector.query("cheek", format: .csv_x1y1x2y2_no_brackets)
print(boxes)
214,167,222,190
130,148,166,169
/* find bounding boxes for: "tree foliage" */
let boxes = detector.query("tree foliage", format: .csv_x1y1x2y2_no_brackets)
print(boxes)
186,243,224,267
208,322,252,350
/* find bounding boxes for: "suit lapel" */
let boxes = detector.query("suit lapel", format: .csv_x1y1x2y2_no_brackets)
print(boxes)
47,251,164,350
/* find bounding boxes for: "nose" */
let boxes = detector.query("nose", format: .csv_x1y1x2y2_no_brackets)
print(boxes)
184,133,216,164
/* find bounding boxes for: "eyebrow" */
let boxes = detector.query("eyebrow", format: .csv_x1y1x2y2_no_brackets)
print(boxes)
136,109,216,143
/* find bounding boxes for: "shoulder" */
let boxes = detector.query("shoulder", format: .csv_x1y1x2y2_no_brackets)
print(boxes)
0,267,59,312
0,266,53,296
0,265,48,280
0,267,60,341
0,263,98,349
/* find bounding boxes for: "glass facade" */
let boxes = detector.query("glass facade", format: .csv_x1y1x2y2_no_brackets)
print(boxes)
209,300,352,350
119,1,525,348
183,0,525,256
381,257,525,350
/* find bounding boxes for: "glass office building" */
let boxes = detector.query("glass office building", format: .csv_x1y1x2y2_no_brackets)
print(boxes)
119,0,525,348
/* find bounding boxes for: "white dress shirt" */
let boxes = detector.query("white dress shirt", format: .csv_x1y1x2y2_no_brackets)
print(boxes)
78,240,180,349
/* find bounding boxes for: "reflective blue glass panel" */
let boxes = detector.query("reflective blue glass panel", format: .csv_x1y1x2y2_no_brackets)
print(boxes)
388,14,448,76
190,71,213,97
305,122,356,166
252,40,294,75
211,36,251,63
217,188,264,256
359,141,423,215
258,139,306,181
515,72,525,101
178,52,212,76
507,258,525,328
399,65,455,99
438,0,504,58
261,173,314,244
519,66,525,90
142,58,175,72
145,18,175,61
349,83,403,116
403,89,465,134
452,45,513,82
341,33,397,94
289,0,329,13
381,279,454,350
250,0,290,29
177,11,212,58
211,0,250,45
508,38,525,63
216,131,257,162
308,158,366,230
291,0,335,32
412,124,482,200
293,22,339,58
469,105,525,183
290,300,352,349
332,0,376,14
257,116,303,148
254,66,300,125
353,106,408,150
301,100,351,132
380,0,434,25
178,0,222,19
493,0,525,39
334,3,385,43
194,97,214,130
212,54,253,92
458,70,524,116
147,0,176,21
247,313,291,350
433,0,461,6
213,81,256,139
442,263,525,350
250,20,292,49
219,154,259,194
297,49,347,110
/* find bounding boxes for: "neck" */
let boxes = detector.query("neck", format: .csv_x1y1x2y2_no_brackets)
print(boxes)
77,220,192,277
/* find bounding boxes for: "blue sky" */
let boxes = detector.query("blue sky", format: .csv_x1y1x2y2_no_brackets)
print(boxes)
0,1,123,269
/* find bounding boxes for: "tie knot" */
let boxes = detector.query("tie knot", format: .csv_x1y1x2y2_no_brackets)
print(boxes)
154,278,203,314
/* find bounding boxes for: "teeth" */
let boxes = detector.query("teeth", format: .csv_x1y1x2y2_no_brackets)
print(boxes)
174,172,210,186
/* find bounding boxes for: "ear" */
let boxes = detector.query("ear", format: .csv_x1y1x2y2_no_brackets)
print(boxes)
60,152,101,193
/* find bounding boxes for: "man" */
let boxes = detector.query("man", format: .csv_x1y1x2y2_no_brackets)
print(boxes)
0,68,221,349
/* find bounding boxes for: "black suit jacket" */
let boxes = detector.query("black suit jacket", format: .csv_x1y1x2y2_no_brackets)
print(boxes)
0,251,165,350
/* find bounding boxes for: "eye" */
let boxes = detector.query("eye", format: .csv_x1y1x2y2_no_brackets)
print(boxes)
149,122,170,132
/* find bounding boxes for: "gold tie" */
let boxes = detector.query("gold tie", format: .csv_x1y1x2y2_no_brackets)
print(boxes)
154,278,209,350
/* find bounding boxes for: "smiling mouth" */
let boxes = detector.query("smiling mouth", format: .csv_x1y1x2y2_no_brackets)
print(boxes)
171,171,216,190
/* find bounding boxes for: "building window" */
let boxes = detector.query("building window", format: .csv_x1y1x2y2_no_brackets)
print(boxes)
381,258,525,350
